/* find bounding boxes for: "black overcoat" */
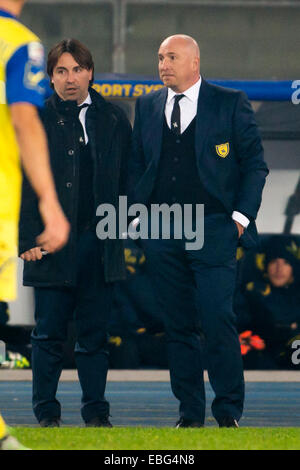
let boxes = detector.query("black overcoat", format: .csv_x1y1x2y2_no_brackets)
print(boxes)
19,87,132,286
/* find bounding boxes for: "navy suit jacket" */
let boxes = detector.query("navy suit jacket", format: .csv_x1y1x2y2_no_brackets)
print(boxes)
129,79,269,248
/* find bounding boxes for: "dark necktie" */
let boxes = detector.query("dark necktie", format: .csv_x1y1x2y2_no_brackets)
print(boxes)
77,103,89,144
171,94,184,135
77,103,89,114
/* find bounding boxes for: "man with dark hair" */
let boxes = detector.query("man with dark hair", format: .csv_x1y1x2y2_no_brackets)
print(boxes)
47,38,94,88
19,38,131,427
130,34,268,428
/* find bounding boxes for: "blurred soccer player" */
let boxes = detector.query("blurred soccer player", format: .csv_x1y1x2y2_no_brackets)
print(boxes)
0,0,70,450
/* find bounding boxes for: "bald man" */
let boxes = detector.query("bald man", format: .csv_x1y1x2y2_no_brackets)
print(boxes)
129,35,268,427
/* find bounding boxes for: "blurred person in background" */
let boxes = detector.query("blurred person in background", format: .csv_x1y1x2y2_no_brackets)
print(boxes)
0,302,31,368
62,240,168,370
108,239,168,369
129,34,268,428
0,0,70,450
236,235,300,369
19,39,131,428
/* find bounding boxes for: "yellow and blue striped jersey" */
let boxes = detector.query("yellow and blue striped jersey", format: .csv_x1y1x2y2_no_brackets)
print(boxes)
0,8,46,301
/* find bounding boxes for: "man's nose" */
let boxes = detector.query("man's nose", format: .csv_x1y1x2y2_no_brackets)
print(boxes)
67,72,75,82
160,59,169,70
276,261,283,274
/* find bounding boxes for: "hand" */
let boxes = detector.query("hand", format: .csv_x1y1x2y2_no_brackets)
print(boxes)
234,220,245,239
36,196,70,253
20,247,43,262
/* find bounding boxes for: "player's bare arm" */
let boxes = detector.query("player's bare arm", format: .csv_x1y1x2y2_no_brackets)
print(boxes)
10,103,70,253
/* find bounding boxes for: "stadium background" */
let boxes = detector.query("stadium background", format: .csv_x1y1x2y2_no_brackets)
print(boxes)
7,0,300,326
21,0,300,78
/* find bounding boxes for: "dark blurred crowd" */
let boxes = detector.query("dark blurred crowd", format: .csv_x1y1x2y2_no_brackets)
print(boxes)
235,234,300,369
1,234,300,370
0,303,31,368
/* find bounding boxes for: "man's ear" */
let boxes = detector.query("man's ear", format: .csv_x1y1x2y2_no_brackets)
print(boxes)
193,57,200,73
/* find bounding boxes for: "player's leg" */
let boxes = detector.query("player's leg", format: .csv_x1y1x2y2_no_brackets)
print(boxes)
0,222,30,449
0,413,6,440
0,413,30,451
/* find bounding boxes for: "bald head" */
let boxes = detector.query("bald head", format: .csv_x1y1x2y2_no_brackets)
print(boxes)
160,35,200,60
158,35,200,93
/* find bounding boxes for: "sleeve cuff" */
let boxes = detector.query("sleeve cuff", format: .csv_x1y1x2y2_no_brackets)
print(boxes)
232,211,250,228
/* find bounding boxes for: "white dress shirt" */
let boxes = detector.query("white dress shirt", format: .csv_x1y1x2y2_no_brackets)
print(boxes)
165,77,249,228
78,93,92,144
165,77,201,134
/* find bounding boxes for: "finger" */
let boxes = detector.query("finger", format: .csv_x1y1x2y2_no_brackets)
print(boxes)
24,252,32,262
32,247,43,260
30,249,37,261
36,248,43,260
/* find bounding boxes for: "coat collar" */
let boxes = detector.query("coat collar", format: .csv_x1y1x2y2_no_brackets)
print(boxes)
151,87,168,165
47,86,109,117
194,78,218,160
46,87,118,159
86,87,118,159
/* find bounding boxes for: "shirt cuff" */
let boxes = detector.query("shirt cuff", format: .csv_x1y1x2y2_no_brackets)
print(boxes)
232,211,250,228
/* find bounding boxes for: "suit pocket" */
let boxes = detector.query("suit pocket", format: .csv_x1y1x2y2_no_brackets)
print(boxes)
230,217,240,240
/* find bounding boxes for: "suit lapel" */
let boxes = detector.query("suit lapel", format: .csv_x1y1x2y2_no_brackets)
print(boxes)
149,87,168,166
195,79,232,213
195,79,218,163
87,101,117,161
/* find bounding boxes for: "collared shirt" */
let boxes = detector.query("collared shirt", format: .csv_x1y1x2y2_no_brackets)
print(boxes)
78,93,92,144
164,76,249,228
165,77,201,134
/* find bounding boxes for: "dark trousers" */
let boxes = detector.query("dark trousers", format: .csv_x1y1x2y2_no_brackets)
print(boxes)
141,213,245,424
31,231,113,423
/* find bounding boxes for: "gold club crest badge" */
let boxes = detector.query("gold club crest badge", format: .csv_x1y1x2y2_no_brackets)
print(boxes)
216,142,229,158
